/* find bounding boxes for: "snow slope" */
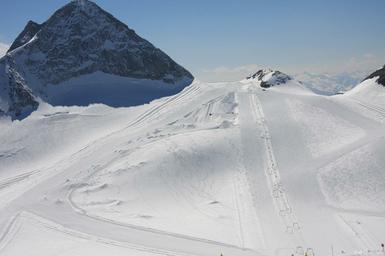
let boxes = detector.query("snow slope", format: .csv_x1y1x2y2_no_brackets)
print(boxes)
344,78,385,109
0,75,384,256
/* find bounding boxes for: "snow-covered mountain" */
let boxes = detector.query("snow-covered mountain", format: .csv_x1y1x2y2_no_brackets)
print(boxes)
0,0,193,119
245,69,311,96
246,69,292,88
343,65,385,111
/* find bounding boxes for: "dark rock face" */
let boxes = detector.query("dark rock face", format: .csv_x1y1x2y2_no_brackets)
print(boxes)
247,69,292,88
7,70,39,118
0,57,39,119
7,21,42,52
247,69,267,80
363,65,385,86
8,0,193,85
0,0,194,119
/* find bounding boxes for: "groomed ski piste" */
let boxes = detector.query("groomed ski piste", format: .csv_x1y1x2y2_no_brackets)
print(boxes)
0,76,385,256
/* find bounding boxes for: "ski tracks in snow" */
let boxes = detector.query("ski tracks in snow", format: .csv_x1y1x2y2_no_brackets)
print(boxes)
0,211,201,256
0,170,40,191
127,82,201,128
353,99,385,120
248,92,303,239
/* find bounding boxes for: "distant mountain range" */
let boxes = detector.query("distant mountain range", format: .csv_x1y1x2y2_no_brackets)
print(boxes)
294,70,371,95
245,68,381,95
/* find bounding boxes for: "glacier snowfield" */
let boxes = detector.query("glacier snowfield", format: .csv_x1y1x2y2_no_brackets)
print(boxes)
0,79,384,256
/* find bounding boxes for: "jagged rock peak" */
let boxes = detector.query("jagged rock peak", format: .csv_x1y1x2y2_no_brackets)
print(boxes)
72,0,92,5
363,65,385,86
247,69,292,88
5,0,193,85
247,69,273,80
59,0,104,14
7,20,42,53
0,0,193,120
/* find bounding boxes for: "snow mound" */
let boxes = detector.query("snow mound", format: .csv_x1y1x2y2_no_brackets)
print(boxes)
344,67,385,110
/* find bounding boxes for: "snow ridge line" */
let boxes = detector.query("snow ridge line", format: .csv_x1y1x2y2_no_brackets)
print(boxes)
0,211,200,256
249,93,302,235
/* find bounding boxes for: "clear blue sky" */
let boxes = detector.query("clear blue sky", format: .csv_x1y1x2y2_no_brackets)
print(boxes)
0,0,384,79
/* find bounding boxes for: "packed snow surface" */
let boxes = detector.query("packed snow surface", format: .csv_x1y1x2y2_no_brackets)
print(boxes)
0,77,384,256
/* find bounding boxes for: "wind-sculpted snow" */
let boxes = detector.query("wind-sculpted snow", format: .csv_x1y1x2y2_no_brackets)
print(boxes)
68,89,261,248
71,130,251,246
287,98,365,158
318,141,385,212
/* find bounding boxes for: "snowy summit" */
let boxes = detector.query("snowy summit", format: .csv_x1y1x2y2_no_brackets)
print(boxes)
246,69,292,88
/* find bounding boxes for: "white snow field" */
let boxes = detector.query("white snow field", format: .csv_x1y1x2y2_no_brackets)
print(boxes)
0,77,385,256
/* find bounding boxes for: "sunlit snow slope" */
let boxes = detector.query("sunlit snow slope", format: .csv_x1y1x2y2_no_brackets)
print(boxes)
0,74,384,256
